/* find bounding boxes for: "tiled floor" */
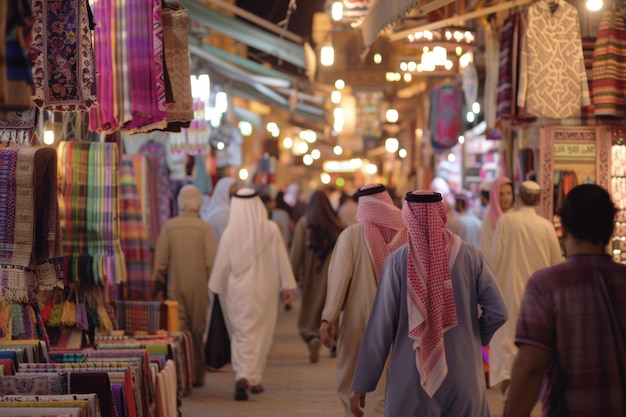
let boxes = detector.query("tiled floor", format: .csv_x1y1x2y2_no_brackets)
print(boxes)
181,292,541,416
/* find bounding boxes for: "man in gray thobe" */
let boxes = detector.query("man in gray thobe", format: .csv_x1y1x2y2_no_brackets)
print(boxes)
350,191,507,417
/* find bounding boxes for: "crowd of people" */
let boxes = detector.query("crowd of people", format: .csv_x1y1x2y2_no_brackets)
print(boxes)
152,176,625,417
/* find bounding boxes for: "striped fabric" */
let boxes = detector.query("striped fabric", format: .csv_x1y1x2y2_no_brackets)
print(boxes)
592,5,626,117
58,142,126,286
138,141,171,234
119,157,152,301
113,301,163,334
496,12,528,123
89,0,168,133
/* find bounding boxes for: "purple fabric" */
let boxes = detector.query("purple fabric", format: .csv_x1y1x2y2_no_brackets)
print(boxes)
111,383,127,417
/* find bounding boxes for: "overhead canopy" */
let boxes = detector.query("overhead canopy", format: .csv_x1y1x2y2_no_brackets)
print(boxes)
360,0,419,48
187,42,328,127
180,0,307,68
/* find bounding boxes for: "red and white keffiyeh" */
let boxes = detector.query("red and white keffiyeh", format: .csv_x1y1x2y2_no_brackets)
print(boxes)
355,185,407,282
402,190,462,397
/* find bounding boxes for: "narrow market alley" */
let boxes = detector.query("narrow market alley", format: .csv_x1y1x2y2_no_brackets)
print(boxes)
181,291,540,417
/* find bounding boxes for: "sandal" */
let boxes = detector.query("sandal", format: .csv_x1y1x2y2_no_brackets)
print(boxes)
235,378,248,401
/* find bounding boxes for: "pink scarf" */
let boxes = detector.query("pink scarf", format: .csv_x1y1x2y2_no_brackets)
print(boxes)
355,185,406,282
402,191,462,397
488,177,512,227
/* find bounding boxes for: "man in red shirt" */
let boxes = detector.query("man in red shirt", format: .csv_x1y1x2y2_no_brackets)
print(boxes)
505,184,626,417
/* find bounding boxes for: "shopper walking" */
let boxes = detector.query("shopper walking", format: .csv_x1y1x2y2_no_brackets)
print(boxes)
480,176,514,262
447,192,482,247
202,176,238,371
320,184,406,417
505,184,625,417
153,184,218,387
290,190,344,363
208,188,297,401
349,191,507,417
488,181,563,395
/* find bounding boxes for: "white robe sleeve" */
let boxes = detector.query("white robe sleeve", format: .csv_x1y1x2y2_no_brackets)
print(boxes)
350,250,401,393
322,229,355,324
273,229,298,291
208,236,231,295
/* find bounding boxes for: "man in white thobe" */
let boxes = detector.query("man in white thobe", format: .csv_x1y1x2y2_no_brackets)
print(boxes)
489,181,563,394
208,188,297,401
320,184,407,417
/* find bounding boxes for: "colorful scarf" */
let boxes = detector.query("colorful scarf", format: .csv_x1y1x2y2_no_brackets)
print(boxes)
355,184,406,281
488,177,513,227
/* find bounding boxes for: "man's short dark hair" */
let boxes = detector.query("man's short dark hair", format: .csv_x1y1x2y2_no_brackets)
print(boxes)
557,184,616,246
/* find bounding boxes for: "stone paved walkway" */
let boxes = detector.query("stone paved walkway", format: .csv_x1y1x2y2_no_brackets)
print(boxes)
180,292,540,416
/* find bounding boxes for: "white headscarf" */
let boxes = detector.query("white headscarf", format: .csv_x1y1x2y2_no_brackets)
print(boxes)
202,177,237,242
220,188,276,276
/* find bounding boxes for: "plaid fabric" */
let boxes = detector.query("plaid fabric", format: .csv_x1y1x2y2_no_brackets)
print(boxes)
58,142,126,286
114,301,163,334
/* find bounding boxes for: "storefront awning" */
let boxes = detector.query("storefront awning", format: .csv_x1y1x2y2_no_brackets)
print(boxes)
360,0,418,48
188,43,327,125
180,0,306,68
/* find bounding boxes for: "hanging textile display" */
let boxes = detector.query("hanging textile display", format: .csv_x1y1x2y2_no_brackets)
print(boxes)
428,83,464,150
0,0,35,112
496,12,531,123
517,0,590,119
162,0,194,130
592,4,626,118
119,156,152,301
138,140,171,234
57,142,126,286
0,146,62,302
29,0,98,111
89,0,192,134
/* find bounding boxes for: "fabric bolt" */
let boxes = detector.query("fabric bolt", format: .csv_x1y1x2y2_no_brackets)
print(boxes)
518,1,590,119
0,148,19,261
0,373,69,396
0,409,78,417
429,84,464,150
29,0,98,110
350,244,507,416
69,372,118,417
114,301,162,333
488,206,563,386
592,4,626,117
402,191,462,397
516,255,626,417
111,383,127,417
0,397,92,417
355,186,406,281
209,190,297,387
